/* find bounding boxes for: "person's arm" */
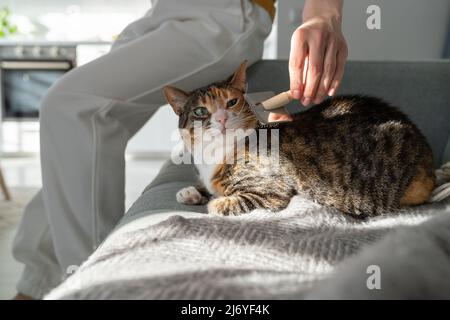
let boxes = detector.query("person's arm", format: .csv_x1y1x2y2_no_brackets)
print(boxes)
289,0,347,106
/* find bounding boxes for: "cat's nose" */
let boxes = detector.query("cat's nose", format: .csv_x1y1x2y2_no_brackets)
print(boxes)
214,113,228,125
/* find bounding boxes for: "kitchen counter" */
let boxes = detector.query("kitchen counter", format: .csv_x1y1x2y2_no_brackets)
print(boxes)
0,38,112,66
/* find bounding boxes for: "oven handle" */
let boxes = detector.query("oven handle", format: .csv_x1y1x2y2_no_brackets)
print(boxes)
0,61,72,70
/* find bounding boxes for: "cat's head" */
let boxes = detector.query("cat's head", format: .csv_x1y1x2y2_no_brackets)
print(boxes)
163,61,258,143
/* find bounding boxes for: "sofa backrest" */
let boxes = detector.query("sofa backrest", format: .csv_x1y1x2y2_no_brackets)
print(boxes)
247,60,450,166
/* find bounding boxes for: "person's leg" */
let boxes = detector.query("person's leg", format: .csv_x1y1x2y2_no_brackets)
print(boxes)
12,0,272,298
12,190,62,299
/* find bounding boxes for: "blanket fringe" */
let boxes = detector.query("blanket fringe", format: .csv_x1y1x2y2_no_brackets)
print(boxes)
429,162,450,202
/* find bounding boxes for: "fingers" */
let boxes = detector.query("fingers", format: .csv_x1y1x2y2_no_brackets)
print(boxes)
328,44,348,97
268,112,293,123
301,36,325,106
314,40,337,104
288,19,348,108
289,29,307,100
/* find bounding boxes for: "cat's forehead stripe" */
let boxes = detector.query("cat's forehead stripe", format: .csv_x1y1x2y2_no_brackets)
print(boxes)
208,88,217,100
187,85,241,112
196,87,225,107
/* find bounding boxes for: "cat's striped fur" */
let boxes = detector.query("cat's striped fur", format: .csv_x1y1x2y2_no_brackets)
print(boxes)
164,62,435,217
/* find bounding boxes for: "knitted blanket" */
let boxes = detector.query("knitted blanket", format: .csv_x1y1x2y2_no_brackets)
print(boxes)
45,196,450,300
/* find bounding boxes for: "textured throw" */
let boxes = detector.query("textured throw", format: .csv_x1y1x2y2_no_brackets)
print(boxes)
45,195,450,300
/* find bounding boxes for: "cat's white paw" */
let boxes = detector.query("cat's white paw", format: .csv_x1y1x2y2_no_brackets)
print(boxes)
176,186,202,205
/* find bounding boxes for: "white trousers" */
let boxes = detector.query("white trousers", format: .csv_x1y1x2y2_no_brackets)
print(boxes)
12,0,272,298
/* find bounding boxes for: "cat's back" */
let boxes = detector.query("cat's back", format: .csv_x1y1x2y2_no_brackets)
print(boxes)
285,95,412,134
279,95,427,152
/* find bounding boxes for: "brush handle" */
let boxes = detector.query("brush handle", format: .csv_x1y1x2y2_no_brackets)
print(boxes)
261,90,294,110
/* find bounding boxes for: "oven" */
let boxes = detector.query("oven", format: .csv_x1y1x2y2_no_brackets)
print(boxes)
0,45,76,121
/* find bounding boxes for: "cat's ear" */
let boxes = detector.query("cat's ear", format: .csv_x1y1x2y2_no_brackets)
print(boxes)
163,86,189,115
228,60,248,92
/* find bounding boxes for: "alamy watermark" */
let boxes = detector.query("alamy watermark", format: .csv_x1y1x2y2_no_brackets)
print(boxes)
170,122,281,167
366,5,381,30
366,264,381,290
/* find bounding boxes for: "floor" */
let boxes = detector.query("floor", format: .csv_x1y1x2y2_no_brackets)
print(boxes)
0,156,165,299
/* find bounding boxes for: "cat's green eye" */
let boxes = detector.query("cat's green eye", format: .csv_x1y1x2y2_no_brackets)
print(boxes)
193,106,209,117
227,98,238,108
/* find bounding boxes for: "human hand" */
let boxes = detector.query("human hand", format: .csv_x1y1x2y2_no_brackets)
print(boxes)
268,112,293,122
289,0,347,107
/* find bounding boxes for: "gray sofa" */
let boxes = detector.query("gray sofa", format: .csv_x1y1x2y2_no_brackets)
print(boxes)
46,60,450,300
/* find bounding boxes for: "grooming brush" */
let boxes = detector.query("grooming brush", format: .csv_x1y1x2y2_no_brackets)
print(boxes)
245,90,294,124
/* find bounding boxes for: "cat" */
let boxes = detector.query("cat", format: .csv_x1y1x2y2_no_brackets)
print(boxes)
163,61,435,217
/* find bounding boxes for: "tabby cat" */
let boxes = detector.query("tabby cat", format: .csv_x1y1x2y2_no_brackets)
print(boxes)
163,61,435,217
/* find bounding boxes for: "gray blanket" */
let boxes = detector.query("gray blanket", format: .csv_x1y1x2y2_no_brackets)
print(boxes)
45,195,450,300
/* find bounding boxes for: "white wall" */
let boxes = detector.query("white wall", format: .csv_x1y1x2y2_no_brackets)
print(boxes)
277,0,450,60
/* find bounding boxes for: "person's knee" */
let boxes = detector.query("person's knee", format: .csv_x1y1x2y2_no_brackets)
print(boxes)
39,65,94,122
39,76,94,125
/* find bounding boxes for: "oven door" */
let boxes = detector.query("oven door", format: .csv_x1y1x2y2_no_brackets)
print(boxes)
0,60,72,120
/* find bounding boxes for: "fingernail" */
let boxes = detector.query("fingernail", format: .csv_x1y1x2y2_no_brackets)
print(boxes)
302,98,311,106
293,90,301,99
328,88,336,96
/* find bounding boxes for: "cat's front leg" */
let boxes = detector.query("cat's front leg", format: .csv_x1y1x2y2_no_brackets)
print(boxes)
208,196,247,216
176,186,210,205
207,193,291,216
208,186,296,216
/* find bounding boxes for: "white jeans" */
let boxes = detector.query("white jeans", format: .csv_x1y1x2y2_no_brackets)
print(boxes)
12,0,272,299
